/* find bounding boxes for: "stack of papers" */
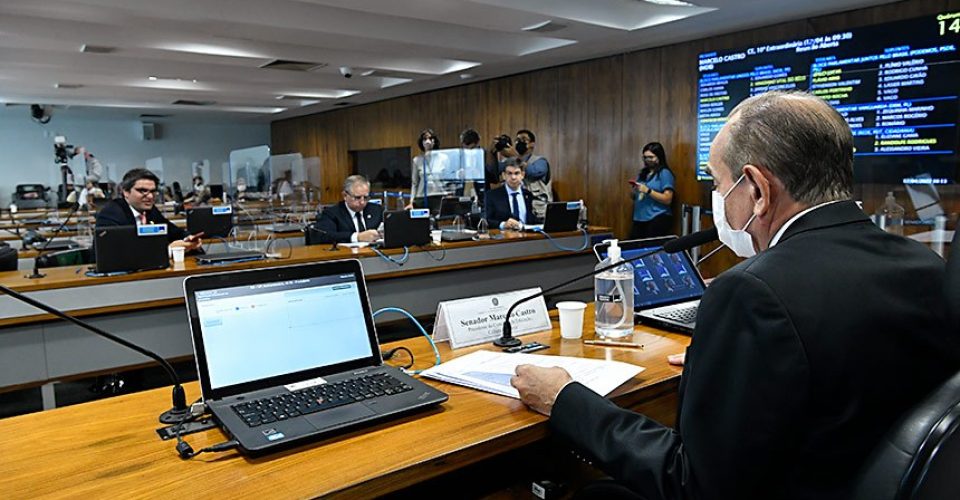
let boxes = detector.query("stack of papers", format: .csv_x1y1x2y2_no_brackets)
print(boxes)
421,350,644,399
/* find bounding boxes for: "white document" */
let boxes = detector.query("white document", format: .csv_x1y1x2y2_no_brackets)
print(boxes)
421,350,644,399
433,288,551,349
337,241,370,249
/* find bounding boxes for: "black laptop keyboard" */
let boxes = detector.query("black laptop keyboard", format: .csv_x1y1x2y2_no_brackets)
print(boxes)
653,305,698,325
231,372,413,428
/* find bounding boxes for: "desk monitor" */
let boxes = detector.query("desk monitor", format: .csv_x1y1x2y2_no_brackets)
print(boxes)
438,196,472,220
208,184,224,201
187,206,234,239
94,225,169,274
382,209,430,249
541,201,582,233
412,194,445,214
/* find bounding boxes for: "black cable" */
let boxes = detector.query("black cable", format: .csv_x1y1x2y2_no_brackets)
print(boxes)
174,399,239,459
382,346,415,370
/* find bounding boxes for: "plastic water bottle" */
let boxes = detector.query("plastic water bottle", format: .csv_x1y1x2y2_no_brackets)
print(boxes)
594,239,634,339
875,191,904,236
577,199,588,229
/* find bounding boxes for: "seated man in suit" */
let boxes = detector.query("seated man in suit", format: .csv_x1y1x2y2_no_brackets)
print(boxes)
484,158,539,231
95,168,202,252
511,91,960,499
315,175,384,243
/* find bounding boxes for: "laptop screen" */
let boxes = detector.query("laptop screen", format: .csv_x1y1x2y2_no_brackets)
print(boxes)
193,273,376,391
597,240,706,309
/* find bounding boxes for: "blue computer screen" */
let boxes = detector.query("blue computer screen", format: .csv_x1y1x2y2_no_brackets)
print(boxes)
603,247,706,309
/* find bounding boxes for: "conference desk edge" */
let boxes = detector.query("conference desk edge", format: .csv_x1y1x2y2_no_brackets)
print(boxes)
0,317,689,499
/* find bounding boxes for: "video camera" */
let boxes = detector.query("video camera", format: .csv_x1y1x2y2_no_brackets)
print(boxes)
492,134,512,152
53,135,78,165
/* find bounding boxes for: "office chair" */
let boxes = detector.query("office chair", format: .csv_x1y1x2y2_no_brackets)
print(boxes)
853,369,960,500
0,246,17,272
35,247,93,268
946,228,959,332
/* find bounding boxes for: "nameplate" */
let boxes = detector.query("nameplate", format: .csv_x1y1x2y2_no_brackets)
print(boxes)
212,205,232,215
410,208,430,219
137,224,168,237
432,288,551,349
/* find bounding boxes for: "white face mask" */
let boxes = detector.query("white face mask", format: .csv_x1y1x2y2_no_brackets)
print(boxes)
712,173,757,258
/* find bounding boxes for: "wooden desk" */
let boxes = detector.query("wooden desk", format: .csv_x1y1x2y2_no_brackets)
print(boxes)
0,229,612,399
0,309,689,499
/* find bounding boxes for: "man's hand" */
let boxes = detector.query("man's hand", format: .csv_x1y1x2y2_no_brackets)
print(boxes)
510,365,573,416
504,218,523,231
667,352,686,366
170,234,202,252
357,229,380,242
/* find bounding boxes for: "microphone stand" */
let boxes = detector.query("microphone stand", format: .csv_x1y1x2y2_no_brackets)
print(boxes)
0,283,189,423
494,228,719,347
26,202,80,279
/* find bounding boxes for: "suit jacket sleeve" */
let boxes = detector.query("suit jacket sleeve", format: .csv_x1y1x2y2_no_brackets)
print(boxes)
316,205,352,243
94,200,130,228
484,190,507,229
549,269,809,499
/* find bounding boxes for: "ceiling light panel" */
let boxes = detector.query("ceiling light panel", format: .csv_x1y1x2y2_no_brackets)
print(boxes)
471,0,714,31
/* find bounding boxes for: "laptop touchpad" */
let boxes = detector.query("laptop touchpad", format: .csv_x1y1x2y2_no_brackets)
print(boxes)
304,404,376,430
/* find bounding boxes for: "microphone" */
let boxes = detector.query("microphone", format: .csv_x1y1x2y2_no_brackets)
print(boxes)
0,283,189,423
27,202,80,279
493,228,719,347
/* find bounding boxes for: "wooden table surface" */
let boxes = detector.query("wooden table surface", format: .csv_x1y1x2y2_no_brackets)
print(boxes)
0,307,689,499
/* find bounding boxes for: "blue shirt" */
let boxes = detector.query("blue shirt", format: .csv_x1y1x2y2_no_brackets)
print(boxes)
632,168,675,222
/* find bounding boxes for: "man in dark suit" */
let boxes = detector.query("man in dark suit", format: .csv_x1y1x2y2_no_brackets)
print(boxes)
315,175,384,243
511,91,960,499
95,168,202,251
484,158,538,231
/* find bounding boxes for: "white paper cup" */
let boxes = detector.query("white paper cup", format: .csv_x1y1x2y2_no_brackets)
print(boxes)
557,301,587,339
171,246,186,263
431,230,442,244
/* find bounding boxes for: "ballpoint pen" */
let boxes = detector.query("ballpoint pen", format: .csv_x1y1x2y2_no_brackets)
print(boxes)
583,339,644,349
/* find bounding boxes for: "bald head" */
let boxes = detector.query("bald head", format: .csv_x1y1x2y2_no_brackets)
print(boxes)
719,91,854,205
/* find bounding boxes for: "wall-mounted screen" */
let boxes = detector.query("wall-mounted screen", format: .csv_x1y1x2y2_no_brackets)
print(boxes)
696,10,960,185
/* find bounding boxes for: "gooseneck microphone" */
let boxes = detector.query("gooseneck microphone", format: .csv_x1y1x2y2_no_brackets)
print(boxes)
27,202,81,279
0,283,190,423
493,227,719,347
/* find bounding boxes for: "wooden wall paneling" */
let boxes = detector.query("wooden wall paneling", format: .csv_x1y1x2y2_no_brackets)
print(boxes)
584,56,626,238
557,63,592,223
622,48,664,239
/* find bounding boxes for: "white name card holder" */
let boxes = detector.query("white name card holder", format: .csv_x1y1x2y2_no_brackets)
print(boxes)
432,287,552,349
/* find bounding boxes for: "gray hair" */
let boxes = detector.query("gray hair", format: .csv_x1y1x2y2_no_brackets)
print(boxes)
342,174,369,194
722,91,853,205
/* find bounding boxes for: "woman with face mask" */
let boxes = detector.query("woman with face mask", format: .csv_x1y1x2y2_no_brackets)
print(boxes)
629,142,676,239
407,128,451,210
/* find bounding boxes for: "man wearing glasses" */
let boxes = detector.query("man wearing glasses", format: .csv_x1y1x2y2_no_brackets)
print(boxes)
315,175,383,244
95,168,203,251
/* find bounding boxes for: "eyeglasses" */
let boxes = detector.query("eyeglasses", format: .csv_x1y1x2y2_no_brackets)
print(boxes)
344,192,371,201
133,187,159,196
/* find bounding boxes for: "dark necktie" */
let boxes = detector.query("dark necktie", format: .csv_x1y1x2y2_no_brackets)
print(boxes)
510,192,521,222
355,211,366,232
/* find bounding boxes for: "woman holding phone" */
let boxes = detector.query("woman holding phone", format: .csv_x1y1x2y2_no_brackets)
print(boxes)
629,142,675,239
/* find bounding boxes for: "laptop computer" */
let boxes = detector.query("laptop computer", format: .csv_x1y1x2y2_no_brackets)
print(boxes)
593,236,706,334
94,225,170,273
187,206,234,239
381,209,431,249
525,201,582,233
183,260,448,456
